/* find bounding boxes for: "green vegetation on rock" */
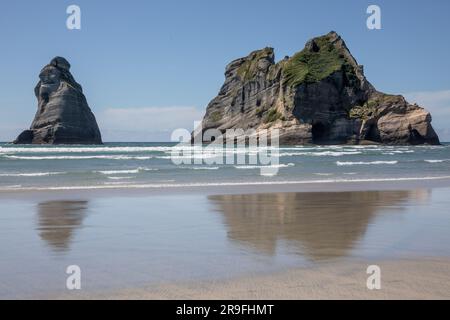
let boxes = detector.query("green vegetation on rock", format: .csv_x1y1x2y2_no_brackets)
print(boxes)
210,110,222,122
237,47,273,81
264,109,283,123
349,100,377,120
377,93,403,105
282,34,356,87
349,94,403,120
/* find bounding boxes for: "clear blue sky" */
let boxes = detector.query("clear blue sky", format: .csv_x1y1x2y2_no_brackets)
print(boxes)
1,0,449,141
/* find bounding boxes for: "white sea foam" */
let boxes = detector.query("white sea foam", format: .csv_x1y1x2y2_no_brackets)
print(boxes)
158,154,221,160
107,176,136,180
382,150,415,155
390,150,414,154
3,175,450,192
234,163,295,169
279,151,361,157
0,146,174,153
425,159,449,163
4,155,154,160
0,146,312,154
313,151,362,157
0,144,441,155
97,169,140,175
97,167,158,174
181,166,220,170
0,172,65,177
336,161,398,166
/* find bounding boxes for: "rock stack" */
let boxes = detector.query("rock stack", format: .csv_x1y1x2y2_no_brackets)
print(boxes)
14,57,102,144
199,32,440,145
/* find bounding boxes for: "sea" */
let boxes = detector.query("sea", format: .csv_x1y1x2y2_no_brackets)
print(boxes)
0,142,449,191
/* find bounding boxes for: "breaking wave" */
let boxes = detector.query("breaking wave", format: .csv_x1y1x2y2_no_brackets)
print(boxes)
336,161,398,166
107,176,136,180
424,159,450,163
2,175,450,192
96,168,158,174
234,163,295,169
180,166,220,170
0,172,66,177
4,155,154,160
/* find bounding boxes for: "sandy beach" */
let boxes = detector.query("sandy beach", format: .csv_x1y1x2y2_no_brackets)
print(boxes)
59,258,450,300
1,180,450,299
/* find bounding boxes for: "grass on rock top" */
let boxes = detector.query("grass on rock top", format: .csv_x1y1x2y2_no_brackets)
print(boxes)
282,35,352,87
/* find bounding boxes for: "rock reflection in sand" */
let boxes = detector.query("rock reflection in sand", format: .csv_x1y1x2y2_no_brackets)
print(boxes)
35,201,89,253
209,190,428,260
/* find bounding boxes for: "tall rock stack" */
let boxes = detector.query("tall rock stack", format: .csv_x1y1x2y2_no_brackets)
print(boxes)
14,57,102,145
199,32,440,145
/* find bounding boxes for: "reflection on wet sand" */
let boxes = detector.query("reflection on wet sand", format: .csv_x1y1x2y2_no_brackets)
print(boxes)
209,190,429,260
36,201,89,253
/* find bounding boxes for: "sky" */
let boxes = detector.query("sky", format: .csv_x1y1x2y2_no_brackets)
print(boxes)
1,0,449,141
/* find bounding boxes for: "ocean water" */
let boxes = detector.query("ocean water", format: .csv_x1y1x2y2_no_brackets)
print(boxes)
0,142,449,190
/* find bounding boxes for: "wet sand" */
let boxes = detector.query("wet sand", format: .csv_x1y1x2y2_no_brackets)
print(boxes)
61,258,450,300
1,182,450,299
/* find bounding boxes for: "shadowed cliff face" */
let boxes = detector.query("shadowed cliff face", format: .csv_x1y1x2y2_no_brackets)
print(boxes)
199,31,440,145
36,201,89,253
14,57,102,145
208,191,426,260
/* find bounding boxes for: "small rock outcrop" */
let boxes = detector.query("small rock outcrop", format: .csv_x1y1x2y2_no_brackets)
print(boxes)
199,32,440,145
14,57,102,145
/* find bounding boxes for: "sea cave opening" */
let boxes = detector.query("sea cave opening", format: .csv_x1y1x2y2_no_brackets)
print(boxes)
410,129,425,145
365,124,381,143
312,122,327,144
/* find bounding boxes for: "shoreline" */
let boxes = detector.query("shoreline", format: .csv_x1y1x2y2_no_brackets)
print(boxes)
1,176,450,200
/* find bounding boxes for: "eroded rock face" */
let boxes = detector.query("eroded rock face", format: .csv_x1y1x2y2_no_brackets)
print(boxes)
14,57,102,144
199,32,440,145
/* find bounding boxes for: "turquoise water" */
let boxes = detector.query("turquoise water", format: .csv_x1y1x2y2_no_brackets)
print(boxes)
0,142,449,190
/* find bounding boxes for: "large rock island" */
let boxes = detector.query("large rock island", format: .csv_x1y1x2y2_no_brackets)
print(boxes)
14,57,102,145
199,32,440,145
